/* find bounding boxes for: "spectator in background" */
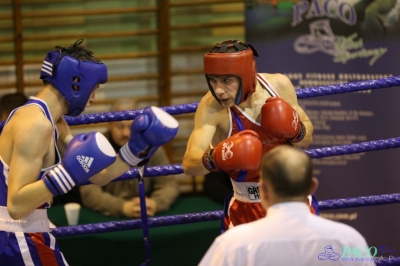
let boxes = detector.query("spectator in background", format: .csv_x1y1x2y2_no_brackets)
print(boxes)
80,98,180,218
0,92,28,121
199,145,374,266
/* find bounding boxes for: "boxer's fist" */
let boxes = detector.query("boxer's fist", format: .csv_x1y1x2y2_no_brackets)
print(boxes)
260,97,306,143
43,132,116,196
119,106,179,167
202,130,262,172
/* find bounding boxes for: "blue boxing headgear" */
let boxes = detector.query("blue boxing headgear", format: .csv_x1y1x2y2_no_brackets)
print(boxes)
40,39,107,116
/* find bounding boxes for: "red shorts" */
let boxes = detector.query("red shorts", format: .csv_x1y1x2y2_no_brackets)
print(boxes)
223,199,266,230
223,196,317,231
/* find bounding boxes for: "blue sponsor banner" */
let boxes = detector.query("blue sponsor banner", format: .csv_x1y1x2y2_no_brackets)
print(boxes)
246,0,400,251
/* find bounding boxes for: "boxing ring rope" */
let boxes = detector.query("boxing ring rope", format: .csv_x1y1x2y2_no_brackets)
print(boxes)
25,76,400,128
49,192,400,264
64,76,400,126
51,193,400,237
2,76,400,264
0,76,400,130
108,135,400,183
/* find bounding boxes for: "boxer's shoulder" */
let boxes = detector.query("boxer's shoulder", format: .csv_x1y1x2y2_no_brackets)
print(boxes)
7,111,53,145
258,73,292,91
200,91,221,109
194,95,222,127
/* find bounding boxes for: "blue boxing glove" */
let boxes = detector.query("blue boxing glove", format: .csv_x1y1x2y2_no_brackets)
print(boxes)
42,132,116,196
119,106,179,167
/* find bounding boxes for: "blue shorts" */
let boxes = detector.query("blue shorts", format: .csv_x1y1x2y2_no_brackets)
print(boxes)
0,207,68,266
0,231,68,266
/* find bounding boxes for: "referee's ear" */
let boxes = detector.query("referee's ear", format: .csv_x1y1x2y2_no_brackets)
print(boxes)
259,178,271,209
309,177,319,196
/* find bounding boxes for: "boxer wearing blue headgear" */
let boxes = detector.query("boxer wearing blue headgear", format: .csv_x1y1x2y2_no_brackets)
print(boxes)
40,39,107,117
0,39,179,265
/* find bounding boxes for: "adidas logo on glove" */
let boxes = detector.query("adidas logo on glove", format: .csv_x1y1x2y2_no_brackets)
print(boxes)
76,155,94,173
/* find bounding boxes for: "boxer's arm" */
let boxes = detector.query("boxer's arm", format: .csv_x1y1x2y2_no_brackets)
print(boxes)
91,106,179,185
119,106,179,167
183,99,219,176
42,132,116,196
293,104,313,148
56,119,130,187
283,86,313,148
55,116,73,157
88,155,130,186
7,121,55,220
204,130,262,172
267,73,313,148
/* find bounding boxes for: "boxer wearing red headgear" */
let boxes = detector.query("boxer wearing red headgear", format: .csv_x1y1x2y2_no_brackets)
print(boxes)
204,40,258,105
183,40,315,231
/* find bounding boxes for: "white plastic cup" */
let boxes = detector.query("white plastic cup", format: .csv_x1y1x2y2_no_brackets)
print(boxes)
64,203,81,225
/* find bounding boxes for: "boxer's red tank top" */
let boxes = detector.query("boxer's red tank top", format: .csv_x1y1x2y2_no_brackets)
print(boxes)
225,73,288,182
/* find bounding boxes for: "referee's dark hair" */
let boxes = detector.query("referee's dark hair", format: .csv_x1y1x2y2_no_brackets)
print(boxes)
260,145,313,198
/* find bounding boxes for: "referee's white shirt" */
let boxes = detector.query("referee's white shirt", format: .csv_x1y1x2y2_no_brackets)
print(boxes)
199,202,377,266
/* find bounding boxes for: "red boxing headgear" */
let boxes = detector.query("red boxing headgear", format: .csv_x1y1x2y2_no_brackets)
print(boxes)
204,40,258,105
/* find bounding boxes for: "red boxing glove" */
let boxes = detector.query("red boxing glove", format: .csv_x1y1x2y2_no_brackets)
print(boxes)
260,97,306,143
202,130,262,172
